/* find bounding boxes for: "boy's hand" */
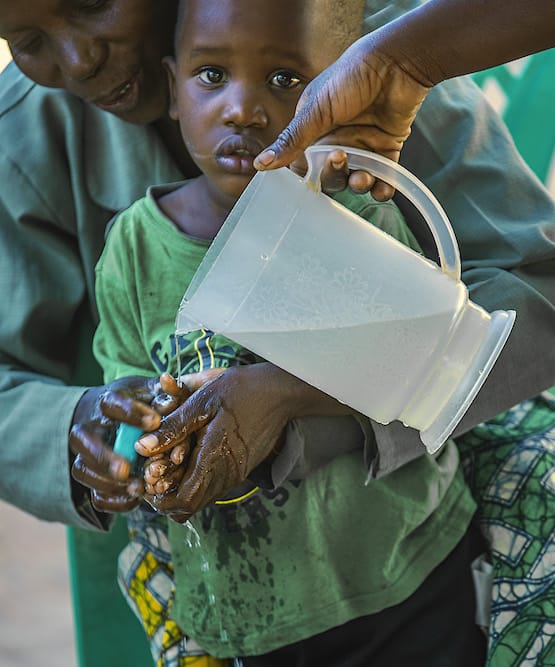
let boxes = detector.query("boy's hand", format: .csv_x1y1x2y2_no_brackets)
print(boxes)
317,148,380,197
136,364,291,521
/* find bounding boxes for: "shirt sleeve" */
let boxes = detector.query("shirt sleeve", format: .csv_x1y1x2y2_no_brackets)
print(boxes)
0,65,181,527
94,214,156,384
0,153,106,528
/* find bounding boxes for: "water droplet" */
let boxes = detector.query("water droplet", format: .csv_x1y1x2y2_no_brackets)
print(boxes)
260,253,269,261
183,521,201,549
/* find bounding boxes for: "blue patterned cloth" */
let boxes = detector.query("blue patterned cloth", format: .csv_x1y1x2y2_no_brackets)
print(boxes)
457,392,555,666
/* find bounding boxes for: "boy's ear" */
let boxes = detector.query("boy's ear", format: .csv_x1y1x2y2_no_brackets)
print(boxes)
163,56,179,121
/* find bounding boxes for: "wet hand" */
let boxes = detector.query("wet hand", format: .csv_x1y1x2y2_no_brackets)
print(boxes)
69,370,224,513
136,364,292,520
69,376,169,513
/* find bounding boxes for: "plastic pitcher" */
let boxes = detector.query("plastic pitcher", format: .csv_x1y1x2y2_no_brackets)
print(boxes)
176,145,515,453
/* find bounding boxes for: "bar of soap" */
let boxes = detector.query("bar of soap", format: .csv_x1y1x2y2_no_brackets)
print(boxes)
113,423,144,465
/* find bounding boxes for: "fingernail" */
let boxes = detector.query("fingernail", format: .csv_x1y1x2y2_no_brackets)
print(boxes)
254,149,276,168
137,433,159,453
141,413,159,429
110,458,130,479
171,447,185,465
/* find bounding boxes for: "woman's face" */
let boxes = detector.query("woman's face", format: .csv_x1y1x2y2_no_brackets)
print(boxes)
0,0,177,124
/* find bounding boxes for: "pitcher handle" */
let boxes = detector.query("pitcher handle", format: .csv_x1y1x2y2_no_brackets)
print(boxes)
304,145,461,282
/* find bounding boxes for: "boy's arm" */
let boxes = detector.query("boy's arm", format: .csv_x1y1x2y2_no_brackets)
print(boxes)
93,227,155,386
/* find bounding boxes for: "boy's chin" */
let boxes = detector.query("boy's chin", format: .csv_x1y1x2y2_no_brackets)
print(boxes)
217,176,252,207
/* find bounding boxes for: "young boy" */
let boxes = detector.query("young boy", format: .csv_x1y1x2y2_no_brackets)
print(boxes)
93,1,483,665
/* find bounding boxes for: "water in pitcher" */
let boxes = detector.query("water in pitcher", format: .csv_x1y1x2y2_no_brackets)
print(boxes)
223,308,485,428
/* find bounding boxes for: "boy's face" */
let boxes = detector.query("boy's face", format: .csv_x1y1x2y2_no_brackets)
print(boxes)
166,0,339,205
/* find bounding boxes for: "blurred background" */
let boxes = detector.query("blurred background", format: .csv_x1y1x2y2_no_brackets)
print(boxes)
0,500,76,667
0,38,8,70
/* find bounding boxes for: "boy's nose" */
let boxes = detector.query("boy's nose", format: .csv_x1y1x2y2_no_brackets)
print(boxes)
55,32,107,82
222,86,269,128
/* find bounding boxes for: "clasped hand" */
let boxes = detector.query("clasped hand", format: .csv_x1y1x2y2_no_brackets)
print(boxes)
136,364,291,523
69,364,290,520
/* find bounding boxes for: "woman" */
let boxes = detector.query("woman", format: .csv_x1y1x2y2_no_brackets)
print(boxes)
0,0,553,531
0,0,366,523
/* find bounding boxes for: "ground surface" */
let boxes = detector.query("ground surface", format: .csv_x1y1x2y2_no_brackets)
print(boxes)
0,500,77,667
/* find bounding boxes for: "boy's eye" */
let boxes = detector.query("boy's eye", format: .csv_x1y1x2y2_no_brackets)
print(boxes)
197,67,227,85
269,70,301,90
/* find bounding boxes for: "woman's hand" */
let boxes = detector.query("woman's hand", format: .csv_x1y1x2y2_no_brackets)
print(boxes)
254,31,431,200
69,370,225,514
69,376,168,513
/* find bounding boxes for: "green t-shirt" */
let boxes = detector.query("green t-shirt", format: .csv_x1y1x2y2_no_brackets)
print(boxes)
94,184,476,657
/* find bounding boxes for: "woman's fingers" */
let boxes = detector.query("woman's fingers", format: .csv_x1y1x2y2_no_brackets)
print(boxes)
177,367,226,393
91,489,141,513
71,451,141,502
99,390,161,429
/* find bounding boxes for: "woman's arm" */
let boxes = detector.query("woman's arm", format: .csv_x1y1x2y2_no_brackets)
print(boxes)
255,0,555,178
0,65,180,526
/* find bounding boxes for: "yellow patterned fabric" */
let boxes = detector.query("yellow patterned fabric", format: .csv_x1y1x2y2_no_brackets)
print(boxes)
184,659,230,667
117,509,229,667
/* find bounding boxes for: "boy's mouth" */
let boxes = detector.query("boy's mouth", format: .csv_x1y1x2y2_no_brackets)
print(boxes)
215,135,265,175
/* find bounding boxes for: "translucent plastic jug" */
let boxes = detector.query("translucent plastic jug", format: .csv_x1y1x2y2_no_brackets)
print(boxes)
176,146,515,453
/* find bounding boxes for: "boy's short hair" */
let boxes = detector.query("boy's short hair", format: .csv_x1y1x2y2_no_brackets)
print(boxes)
175,0,364,56
320,0,364,51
